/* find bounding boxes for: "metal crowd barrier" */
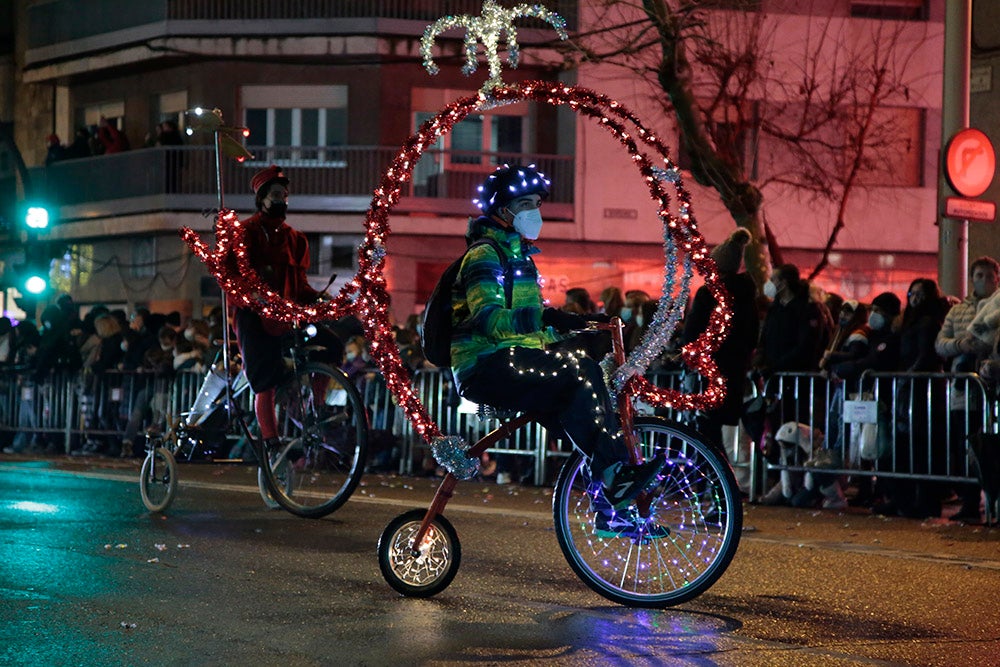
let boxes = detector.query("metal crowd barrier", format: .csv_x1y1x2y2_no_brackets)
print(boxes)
751,371,996,519
0,367,253,453
2,365,996,510
385,368,564,483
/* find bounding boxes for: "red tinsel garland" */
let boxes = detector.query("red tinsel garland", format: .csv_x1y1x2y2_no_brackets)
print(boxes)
180,81,733,443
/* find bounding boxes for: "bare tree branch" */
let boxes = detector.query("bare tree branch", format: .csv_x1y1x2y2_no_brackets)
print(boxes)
556,0,930,286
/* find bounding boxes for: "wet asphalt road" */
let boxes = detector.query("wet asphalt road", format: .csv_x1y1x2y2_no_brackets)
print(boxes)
1,454,999,667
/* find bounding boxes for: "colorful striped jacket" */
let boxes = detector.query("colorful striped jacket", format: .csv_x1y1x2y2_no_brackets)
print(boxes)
450,217,560,386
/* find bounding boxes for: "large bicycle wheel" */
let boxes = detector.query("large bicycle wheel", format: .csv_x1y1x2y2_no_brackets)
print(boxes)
257,362,368,518
553,417,742,607
140,446,178,512
378,508,461,597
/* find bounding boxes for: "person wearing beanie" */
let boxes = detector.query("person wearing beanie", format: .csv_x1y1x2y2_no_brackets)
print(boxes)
830,292,900,384
226,164,342,454
710,227,751,275
681,227,760,491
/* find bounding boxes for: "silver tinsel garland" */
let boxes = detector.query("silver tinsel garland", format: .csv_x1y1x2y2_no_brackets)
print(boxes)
609,165,695,397
431,435,480,480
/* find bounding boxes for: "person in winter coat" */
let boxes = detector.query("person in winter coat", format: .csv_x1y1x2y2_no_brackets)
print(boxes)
227,165,324,453
682,227,759,489
753,264,829,375
449,164,667,538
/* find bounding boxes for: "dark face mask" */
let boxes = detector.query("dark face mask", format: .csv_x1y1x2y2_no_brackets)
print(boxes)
264,201,287,218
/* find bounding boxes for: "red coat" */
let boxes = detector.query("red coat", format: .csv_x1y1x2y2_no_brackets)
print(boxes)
229,211,320,336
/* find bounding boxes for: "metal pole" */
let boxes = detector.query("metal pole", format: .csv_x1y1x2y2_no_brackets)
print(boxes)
213,128,236,420
938,0,972,298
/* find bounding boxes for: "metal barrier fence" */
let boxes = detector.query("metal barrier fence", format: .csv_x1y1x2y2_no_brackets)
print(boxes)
1,365,995,508
0,367,253,454
751,371,996,509
390,368,561,483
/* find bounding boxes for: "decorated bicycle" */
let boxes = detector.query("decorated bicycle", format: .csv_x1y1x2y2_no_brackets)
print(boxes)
143,110,368,518
181,2,741,607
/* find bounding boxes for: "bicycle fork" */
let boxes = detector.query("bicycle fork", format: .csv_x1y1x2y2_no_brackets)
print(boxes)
407,414,533,556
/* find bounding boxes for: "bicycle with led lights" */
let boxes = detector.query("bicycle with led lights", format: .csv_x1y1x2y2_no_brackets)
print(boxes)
377,317,742,608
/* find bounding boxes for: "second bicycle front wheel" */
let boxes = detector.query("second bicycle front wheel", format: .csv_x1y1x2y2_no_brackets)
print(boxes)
140,446,178,512
258,362,368,518
257,453,293,509
553,417,742,607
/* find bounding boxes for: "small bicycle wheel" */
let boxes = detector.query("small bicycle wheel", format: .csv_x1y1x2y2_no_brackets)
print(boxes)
553,417,742,607
257,362,368,518
257,453,293,509
140,446,178,512
378,508,461,598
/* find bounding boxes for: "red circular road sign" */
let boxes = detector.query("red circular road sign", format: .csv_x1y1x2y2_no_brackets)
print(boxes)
945,128,996,198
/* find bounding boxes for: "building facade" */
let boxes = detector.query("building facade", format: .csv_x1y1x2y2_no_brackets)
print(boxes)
0,0,961,324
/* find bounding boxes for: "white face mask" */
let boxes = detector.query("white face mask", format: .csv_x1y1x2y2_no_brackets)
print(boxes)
763,280,777,300
635,314,644,328
868,313,886,330
512,208,543,240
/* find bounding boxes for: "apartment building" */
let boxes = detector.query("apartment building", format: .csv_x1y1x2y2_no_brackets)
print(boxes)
1,0,955,321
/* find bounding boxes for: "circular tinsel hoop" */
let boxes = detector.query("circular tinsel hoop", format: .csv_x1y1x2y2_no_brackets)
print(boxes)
354,81,733,428
182,80,734,449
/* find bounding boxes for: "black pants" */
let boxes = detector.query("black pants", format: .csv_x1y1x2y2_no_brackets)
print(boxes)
458,347,628,478
235,309,286,393
235,309,344,393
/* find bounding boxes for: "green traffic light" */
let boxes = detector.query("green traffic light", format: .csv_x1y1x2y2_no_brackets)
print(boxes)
23,274,48,294
25,206,50,230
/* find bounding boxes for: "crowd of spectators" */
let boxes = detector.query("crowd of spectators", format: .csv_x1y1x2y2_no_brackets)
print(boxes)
487,247,999,523
43,118,184,167
3,250,1000,523
1,296,221,457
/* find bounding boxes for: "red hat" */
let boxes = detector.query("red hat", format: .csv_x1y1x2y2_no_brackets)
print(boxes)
250,164,289,196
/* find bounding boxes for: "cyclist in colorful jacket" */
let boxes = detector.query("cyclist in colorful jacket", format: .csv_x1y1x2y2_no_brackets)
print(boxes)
450,164,666,538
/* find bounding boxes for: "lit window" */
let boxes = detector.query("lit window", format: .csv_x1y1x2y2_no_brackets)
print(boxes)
241,86,348,164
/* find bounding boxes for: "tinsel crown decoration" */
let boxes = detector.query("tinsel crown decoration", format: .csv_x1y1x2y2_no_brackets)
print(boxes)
421,0,568,94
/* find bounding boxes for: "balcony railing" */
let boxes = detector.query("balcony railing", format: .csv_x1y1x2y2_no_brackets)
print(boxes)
27,0,578,50
29,146,575,223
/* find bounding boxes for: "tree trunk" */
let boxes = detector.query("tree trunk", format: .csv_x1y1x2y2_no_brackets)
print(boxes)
644,0,771,286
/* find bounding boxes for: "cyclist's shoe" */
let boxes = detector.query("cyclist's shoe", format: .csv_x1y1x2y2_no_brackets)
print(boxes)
594,510,670,540
602,455,667,509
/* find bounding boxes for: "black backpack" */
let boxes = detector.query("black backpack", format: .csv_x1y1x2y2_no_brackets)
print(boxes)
421,238,511,367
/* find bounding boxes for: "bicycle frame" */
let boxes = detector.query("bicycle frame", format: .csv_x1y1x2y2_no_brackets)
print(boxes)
406,317,644,555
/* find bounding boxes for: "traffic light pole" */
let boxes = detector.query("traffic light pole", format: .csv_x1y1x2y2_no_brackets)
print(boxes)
938,0,972,298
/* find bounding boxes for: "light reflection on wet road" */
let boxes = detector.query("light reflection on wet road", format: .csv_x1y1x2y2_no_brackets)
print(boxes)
1,458,999,666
